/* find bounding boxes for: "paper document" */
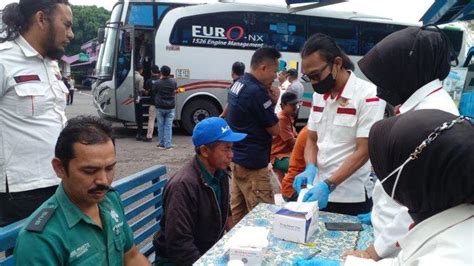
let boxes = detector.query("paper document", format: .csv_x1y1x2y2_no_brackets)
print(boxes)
297,184,313,202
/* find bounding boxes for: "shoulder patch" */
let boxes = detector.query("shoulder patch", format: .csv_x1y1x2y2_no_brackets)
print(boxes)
263,99,272,109
26,207,56,232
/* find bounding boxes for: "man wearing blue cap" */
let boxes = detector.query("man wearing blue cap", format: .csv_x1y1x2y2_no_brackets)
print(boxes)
153,117,246,265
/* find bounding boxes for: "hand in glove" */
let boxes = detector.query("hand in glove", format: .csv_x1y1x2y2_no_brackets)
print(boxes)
303,181,330,209
293,164,318,194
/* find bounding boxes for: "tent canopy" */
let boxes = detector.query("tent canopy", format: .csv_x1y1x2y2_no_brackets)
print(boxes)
421,0,474,25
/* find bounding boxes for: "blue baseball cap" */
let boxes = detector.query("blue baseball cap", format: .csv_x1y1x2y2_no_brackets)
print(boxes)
192,117,247,147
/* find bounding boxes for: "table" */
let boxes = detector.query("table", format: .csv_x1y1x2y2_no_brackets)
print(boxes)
195,203,373,265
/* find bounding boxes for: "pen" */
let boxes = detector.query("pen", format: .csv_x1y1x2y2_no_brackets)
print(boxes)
305,249,321,260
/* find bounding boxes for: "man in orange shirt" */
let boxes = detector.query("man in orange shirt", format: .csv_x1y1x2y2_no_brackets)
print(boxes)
271,92,298,178
280,126,308,202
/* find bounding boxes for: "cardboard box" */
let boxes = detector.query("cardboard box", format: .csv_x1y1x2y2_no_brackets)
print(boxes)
273,201,319,243
229,246,264,265
226,226,269,265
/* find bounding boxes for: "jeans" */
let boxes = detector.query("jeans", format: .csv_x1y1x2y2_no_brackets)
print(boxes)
156,108,175,148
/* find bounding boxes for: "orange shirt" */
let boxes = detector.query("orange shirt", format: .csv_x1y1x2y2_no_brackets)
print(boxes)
270,111,297,163
281,126,308,198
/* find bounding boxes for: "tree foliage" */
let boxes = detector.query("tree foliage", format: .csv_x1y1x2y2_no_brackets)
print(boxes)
66,5,111,55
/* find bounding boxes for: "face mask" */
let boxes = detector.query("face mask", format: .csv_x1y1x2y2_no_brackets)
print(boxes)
312,72,335,94
377,87,403,106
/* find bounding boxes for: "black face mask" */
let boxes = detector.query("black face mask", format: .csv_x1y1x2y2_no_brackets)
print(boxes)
312,72,335,94
377,87,403,106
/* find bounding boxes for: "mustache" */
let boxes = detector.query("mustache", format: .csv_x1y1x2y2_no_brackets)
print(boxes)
88,184,111,193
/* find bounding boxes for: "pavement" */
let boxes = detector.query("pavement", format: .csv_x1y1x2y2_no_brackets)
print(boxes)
65,90,195,180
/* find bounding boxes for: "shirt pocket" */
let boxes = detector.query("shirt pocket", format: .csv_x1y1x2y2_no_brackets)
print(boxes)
13,82,50,117
332,111,357,143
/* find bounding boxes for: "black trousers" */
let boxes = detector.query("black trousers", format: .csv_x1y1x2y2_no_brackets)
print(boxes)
0,185,57,227
322,192,373,216
68,90,74,104
135,102,144,137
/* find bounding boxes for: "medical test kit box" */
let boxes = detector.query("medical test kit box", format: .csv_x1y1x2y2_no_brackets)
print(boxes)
226,226,269,265
272,201,319,243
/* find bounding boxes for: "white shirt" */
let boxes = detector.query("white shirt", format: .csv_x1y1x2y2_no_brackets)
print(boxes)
346,204,474,266
287,79,305,101
0,36,68,192
307,72,385,203
372,79,460,258
275,79,291,113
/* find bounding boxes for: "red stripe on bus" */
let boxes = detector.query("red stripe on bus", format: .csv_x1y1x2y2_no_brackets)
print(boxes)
182,81,232,88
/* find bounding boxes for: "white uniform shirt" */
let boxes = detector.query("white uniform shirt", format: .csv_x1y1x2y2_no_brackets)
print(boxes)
307,71,385,203
371,79,460,258
346,204,474,266
287,79,305,101
0,36,68,193
275,80,291,113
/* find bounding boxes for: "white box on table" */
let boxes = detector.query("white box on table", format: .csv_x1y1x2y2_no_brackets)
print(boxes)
226,226,269,265
273,201,319,243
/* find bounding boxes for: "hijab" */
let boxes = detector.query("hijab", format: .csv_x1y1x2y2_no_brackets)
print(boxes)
369,109,474,224
358,26,453,106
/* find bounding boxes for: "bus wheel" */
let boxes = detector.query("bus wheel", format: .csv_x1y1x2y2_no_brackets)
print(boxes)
181,99,220,135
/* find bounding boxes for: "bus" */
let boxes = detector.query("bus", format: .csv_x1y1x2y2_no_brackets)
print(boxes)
92,1,468,134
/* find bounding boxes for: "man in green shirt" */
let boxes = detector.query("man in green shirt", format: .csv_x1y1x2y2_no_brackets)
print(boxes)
14,116,150,265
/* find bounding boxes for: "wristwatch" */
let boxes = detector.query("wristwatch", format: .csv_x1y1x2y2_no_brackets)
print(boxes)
323,179,337,192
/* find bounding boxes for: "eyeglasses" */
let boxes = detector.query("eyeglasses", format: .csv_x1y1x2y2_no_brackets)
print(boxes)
301,63,330,83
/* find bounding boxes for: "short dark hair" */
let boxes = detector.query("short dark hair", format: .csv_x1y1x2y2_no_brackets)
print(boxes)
250,47,281,69
55,116,114,172
232,61,245,76
135,63,144,71
160,65,171,76
0,0,70,42
301,33,355,71
151,65,160,74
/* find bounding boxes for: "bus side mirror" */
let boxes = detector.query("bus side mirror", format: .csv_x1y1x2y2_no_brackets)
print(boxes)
98,27,105,44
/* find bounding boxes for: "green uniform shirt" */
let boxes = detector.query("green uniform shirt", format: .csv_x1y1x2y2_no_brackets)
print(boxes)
14,184,134,265
196,157,225,204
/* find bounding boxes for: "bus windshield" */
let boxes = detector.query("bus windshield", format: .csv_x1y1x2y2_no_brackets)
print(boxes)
96,3,123,78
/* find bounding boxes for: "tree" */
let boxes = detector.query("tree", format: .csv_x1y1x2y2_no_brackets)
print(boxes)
66,5,111,55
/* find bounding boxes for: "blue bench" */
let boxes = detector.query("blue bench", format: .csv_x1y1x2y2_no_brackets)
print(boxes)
0,165,167,266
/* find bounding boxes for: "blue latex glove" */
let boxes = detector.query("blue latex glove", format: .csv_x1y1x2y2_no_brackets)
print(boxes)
293,164,318,194
293,257,340,266
357,212,372,225
303,181,330,209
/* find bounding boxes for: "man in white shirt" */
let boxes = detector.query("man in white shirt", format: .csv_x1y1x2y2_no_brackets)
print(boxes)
0,0,74,226
293,33,385,215
286,68,304,102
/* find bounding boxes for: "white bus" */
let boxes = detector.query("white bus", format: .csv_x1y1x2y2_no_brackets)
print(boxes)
92,0,468,134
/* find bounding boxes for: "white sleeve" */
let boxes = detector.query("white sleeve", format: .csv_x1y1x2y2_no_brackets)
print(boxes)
356,97,386,138
371,181,413,258
307,92,320,132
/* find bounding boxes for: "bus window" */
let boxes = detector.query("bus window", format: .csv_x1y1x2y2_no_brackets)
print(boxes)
255,13,306,52
127,4,154,27
308,17,358,55
169,12,305,52
116,30,132,87
359,22,406,54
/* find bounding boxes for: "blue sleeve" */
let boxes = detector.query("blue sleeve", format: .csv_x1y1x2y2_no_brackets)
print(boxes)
251,88,278,128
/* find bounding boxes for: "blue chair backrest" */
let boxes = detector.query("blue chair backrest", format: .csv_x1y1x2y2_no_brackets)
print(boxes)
0,165,167,265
